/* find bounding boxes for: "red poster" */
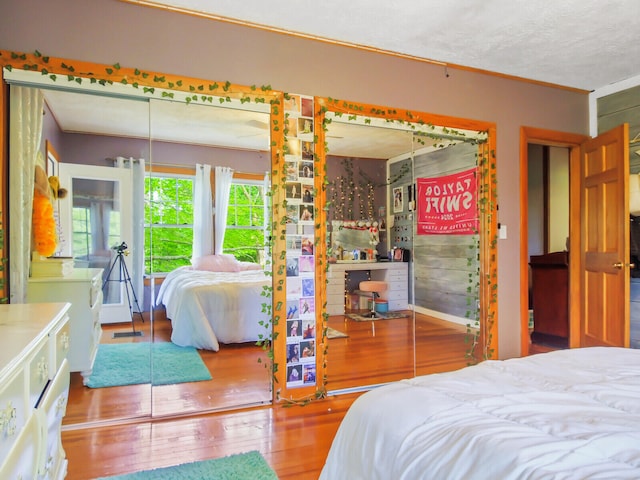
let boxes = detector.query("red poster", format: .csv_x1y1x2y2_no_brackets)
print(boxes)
417,168,478,235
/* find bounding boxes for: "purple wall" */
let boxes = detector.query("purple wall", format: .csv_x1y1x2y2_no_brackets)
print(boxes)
1,0,592,356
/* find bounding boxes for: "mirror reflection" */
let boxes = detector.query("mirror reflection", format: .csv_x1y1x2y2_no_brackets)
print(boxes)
324,117,482,393
18,81,273,427
324,121,415,392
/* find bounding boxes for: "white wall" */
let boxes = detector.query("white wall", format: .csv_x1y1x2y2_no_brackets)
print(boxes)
528,144,544,257
0,0,591,358
549,147,570,252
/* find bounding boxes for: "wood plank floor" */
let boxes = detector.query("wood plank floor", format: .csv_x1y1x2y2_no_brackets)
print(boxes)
62,311,551,478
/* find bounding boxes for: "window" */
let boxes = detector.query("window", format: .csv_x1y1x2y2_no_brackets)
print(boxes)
145,173,194,274
223,179,267,263
144,172,267,273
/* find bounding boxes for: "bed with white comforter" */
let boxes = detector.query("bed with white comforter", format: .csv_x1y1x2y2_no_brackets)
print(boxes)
156,266,271,351
320,347,640,480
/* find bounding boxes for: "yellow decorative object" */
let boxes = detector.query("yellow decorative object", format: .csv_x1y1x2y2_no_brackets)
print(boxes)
48,176,67,199
32,192,57,257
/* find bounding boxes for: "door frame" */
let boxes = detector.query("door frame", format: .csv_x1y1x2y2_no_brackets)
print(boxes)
519,127,588,355
58,162,134,324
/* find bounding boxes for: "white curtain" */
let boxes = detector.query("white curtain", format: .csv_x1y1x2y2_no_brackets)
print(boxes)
213,166,233,255
116,156,145,310
192,163,213,260
262,171,271,267
9,86,44,303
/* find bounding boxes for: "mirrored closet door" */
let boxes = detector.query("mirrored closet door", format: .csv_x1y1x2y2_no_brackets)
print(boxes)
8,68,277,428
147,98,273,418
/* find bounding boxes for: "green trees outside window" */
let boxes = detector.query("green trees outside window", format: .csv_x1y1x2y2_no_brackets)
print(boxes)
144,176,266,274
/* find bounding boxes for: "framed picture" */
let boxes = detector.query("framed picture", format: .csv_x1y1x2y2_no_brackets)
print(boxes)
393,186,403,213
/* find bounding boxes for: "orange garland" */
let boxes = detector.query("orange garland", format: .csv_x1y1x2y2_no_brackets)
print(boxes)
32,192,57,257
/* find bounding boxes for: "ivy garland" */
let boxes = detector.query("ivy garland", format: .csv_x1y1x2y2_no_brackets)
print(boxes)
0,50,498,406
319,97,497,366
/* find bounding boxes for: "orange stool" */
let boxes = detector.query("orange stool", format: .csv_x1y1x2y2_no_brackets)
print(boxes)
359,280,388,318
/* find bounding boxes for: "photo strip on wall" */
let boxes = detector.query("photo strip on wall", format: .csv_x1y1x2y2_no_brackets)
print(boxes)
284,94,317,389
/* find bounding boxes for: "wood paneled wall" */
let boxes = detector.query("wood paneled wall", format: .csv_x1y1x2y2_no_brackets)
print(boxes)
597,84,640,172
412,143,479,321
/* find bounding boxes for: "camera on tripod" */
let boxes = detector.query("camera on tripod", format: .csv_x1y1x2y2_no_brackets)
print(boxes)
113,242,128,255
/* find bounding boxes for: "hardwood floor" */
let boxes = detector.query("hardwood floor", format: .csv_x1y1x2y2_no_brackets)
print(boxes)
60,311,495,478
63,392,363,479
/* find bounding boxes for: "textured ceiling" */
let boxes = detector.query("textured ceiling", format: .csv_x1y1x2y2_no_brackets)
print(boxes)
132,0,640,91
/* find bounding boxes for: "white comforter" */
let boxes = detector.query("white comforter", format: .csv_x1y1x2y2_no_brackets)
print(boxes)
321,347,640,480
156,266,271,351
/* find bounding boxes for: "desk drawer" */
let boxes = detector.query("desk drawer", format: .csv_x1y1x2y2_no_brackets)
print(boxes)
384,289,407,301
326,283,344,295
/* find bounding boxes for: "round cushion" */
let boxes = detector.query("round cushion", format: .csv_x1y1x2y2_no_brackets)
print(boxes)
359,280,388,292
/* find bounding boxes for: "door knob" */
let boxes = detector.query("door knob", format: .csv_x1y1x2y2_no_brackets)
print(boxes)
612,262,636,269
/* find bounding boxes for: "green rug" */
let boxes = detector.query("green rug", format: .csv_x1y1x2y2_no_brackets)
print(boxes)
97,451,278,479
86,342,212,388
326,327,349,338
347,311,409,322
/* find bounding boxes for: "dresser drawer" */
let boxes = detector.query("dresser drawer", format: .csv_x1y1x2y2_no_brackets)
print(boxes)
0,409,41,480
37,359,70,480
0,367,27,462
90,274,103,307
28,336,51,407
51,317,71,372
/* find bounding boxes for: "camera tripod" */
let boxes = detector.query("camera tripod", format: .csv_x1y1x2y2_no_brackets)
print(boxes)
103,242,144,337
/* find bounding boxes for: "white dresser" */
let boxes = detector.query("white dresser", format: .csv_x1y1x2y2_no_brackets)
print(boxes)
0,302,71,480
28,268,103,384
326,261,409,315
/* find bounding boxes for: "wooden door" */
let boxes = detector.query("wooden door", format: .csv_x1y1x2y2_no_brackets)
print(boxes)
580,124,630,347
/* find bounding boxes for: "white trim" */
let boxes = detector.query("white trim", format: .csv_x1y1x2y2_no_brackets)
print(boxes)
413,305,471,327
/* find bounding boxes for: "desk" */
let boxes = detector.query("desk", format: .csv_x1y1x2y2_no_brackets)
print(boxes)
327,262,408,315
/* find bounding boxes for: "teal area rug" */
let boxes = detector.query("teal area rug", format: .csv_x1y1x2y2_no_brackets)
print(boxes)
86,342,212,388
347,311,409,322
97,451,278,480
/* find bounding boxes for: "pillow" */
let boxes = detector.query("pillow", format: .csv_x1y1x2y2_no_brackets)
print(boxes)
192,254,240,272
238,261,262,271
